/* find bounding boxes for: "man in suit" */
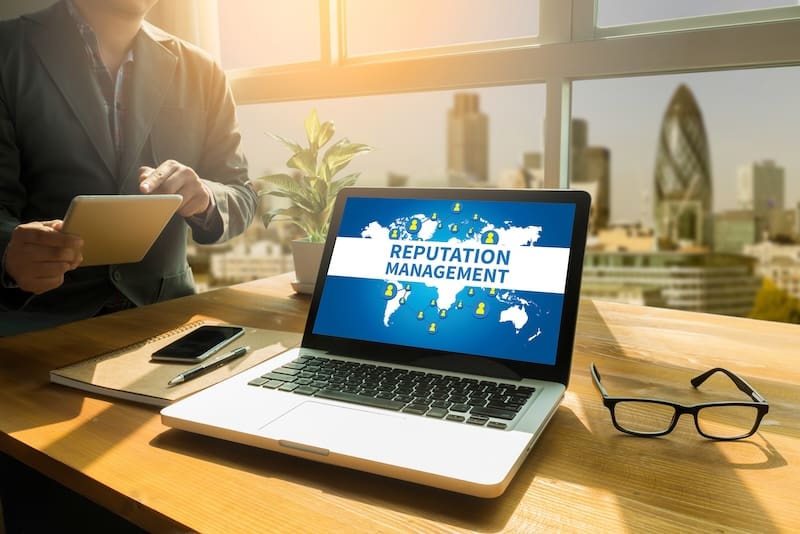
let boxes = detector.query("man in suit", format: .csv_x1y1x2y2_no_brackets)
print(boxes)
0,0,257,336
0,1,258,529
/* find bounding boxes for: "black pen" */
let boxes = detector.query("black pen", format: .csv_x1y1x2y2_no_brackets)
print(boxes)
167,346,250,386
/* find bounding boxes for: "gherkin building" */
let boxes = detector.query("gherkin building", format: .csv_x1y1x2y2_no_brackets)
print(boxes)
653,84,712,249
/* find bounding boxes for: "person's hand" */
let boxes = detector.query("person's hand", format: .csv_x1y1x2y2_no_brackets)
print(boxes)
4,220,83,294
138,160,212,217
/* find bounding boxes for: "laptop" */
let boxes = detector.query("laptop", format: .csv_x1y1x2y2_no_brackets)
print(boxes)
161,187,591,497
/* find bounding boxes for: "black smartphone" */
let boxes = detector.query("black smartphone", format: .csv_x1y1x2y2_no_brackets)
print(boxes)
151,325,246,363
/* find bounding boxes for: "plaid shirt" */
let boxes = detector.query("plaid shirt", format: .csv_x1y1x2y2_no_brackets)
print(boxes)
66,0,134,166
65,1,136,312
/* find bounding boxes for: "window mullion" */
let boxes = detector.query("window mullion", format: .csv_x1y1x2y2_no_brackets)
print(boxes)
544,77,571,189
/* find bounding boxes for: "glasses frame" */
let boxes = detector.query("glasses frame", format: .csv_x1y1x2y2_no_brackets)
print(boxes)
590,362,769,440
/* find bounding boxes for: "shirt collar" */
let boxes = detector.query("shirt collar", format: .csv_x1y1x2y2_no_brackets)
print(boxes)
64,0,136,65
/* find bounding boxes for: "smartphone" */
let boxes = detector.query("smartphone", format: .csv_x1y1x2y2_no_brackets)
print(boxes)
151,325,246,363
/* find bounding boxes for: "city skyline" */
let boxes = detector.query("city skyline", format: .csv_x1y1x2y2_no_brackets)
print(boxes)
238,67,800,227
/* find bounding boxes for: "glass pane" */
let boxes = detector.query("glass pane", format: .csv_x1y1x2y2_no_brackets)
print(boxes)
217,0,320,69
696,405,760,438
597,0,798,28
572,68,800,320
345,0,539,56
189,85,545,291
613,401,676,433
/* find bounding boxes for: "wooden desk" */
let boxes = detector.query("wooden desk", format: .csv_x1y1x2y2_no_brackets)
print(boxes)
1,272,798,532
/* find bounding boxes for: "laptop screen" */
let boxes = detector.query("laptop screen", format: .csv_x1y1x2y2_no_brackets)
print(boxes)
306,188,589,377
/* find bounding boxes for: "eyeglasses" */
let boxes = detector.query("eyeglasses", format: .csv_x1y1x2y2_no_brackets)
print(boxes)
590,363,769,440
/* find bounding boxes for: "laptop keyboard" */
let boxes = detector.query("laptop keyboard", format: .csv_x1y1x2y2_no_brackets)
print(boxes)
247,354,535,430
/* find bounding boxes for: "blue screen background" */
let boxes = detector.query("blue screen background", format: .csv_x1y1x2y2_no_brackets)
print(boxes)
312,197,576,365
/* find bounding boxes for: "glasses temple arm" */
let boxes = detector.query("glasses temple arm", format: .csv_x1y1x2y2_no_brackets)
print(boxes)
590,362,611,397
690,368,767,403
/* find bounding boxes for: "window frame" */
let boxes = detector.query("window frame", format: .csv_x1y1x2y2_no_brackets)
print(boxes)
223,0,800,189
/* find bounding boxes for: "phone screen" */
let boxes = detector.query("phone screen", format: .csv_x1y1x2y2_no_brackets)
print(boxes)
151,325,245,363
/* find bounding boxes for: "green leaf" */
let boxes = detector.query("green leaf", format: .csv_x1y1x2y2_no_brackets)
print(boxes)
287,148,318,177
321,140,373,178
256,173,301,194
329,173,360,196
317,120,335,148
267,133,302,154
304,109,321,149
259,110,372,241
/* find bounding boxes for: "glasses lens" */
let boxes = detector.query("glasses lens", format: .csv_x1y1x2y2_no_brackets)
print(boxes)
613,401,676,434
696,405,761,439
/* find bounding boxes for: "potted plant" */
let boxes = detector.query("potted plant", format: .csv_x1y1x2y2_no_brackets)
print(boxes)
256,109,372,292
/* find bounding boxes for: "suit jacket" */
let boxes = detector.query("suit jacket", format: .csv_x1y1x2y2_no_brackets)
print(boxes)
0,2,258,335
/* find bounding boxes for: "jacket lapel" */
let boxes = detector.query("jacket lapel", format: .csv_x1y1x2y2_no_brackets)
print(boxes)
119,27,177,192
26,3,117,177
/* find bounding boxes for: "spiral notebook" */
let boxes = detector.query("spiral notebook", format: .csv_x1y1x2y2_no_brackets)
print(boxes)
50,320,302,407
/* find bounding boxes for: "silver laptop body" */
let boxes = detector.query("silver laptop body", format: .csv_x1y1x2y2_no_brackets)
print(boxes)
162,187,591,497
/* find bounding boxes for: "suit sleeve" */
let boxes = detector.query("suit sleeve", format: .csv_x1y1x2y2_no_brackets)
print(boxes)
186,60,257,244
0,26,24,256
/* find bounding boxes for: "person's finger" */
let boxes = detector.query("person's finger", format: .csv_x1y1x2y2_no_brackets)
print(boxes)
140,160,178,193
15,222,83,249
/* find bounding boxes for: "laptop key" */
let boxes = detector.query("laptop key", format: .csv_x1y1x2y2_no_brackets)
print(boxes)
315,389,406,411
466,416,489,426
425,407,448,419
446,414,466,422
263,372,296,382
470,406,518,420
402,404,429,415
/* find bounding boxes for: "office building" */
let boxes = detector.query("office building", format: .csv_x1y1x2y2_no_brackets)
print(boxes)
523,151,542,170
743,240,800,299
584,147,610,232
582,251,761,316
209,241,292,286
653,84,713,250
768,206,799,241
713,210,760,254
570,118,588,183
447,93,488,183
737,160,785,217
567,120,610,233
589,223,655,253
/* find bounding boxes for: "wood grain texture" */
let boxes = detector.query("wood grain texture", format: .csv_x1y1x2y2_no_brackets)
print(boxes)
1,273,797,533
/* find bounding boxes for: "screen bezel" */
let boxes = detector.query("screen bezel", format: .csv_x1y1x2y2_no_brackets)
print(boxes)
301,187,591,386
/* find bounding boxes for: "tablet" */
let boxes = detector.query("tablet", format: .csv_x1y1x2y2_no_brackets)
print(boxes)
62,194,182,266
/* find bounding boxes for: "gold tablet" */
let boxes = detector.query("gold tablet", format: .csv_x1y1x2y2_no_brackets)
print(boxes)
62,194,182,266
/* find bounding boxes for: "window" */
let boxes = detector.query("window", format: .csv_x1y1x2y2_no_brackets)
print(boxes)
238,85,545,189
344,0,539,57
595,0,800,37
572,69,800,226
217,0,321,69
196,1,800,323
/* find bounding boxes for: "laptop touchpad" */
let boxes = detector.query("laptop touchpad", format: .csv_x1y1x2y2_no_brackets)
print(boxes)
260,401,407,453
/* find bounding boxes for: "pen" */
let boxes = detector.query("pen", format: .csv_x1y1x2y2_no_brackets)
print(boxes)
167,346,250,386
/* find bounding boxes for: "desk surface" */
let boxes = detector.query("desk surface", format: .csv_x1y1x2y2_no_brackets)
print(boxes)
1,272,798,533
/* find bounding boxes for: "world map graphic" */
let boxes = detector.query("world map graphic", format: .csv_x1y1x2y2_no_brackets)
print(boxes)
311,196,574,365
361,202,548,343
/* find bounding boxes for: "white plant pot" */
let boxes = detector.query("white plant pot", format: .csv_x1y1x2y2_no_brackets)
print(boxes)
291,238,325,293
